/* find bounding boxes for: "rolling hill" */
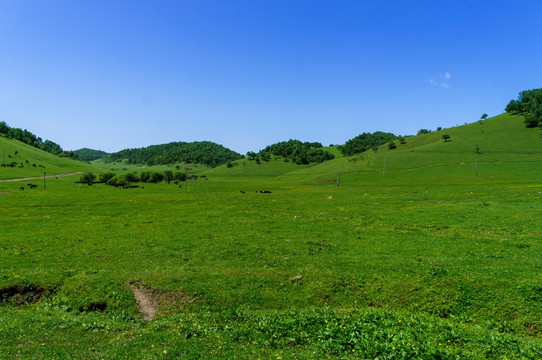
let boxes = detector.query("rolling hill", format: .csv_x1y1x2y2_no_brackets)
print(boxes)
0,135,96,181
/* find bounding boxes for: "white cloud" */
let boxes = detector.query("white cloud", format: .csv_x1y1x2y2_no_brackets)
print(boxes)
426,78,438,86
427,72,452,88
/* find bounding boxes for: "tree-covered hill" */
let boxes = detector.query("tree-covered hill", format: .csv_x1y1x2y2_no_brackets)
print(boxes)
505,87,542,127
106,141,243,167
74,148,110,162
247,139,335,165
338,131,397,156
0,121,78,159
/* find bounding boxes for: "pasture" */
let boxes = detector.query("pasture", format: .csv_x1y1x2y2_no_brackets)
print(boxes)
2,168,542,358
1,114,542,358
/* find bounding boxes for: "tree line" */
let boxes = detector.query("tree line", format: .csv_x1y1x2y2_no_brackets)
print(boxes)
0,121,78,159
246,140,335,165
106,141,243,167
505,88,542,127
80,170,200,188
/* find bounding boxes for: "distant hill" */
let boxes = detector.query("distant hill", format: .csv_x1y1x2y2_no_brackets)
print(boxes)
74,148,110,162
106,141,243,167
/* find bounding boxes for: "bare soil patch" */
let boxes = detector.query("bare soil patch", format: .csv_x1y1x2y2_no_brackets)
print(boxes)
0,284,49,305
0,172,82,183
127,282,194,320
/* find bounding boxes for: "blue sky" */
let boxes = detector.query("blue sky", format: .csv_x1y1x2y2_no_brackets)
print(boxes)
1,1,541,154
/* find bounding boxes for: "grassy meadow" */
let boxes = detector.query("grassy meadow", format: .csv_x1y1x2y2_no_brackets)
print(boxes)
1,114,542,359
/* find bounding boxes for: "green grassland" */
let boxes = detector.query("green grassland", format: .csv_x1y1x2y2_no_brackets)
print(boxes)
1,114,542,359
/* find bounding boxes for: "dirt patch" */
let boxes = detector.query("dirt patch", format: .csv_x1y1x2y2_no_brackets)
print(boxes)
128,282,194,320
0,172,82,183
0,284,48,305
79,301,107,313
0,192,9,195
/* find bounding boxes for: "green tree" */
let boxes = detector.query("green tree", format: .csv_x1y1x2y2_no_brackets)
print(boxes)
524,113,539,128
139,171,152,183
125,173,138,185
149,172,164,183
339,132,396,156
480,113,488,120
506,88,542,128
442,134,451,142
164,170,174,184
99,172,115,183
173,171,186,182
80,172,96,185
387,141,397,149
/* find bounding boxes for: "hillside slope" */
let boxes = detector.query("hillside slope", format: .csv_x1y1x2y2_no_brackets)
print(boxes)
0,135,96,180
283,113,541,185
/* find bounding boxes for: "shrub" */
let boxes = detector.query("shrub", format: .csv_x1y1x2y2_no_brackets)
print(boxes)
80,172,96,185
107,175,128,188
99,172,115,183
173,171,186,182
125,173,138,184
139,171,152,183
149,172,164,183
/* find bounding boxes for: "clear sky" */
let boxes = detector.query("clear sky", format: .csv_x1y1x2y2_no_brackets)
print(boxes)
1,1,541,155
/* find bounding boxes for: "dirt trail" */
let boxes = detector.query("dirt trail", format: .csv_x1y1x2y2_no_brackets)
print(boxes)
0,172,82,183
129,284,157,320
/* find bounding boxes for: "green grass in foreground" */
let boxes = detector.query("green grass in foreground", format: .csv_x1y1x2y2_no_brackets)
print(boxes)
1,172,542,358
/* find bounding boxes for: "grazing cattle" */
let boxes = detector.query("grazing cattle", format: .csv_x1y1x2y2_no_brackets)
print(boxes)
240,190,245,194
1,164,5,167
19,186,24,191
29,184,38,189
25,160,29,163
32,164,37,167
259,190,272,194
8,155,12,158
